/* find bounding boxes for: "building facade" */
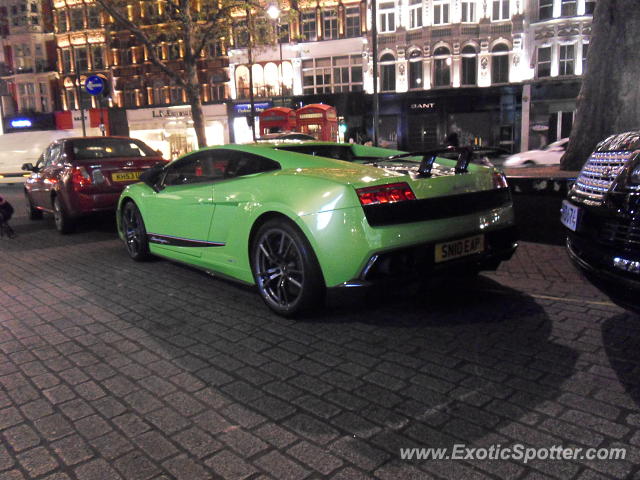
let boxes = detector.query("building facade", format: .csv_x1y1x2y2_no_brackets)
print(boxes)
51,0,231,156
227,0,594,151
0,0,59,131
10,0,593,153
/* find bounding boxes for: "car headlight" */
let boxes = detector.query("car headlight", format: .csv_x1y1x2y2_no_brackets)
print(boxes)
630,164,640,184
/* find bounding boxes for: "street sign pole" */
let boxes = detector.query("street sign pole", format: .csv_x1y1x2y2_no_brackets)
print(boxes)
75,61,86,137
84,75,107,136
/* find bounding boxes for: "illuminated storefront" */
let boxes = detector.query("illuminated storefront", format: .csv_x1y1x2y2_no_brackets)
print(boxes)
126,104,229,159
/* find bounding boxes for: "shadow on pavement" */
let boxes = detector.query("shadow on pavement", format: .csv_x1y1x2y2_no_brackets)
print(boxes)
602,312,640,408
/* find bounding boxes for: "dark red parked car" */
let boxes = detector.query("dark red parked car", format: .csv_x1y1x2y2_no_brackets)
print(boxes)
22,136,165,233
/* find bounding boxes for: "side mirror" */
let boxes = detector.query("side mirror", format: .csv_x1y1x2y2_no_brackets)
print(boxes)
139,163,165,192
21,163,38,172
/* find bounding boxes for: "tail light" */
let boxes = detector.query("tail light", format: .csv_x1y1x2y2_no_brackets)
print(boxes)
356,182,417,206
492,171,509,189
71,166,92,190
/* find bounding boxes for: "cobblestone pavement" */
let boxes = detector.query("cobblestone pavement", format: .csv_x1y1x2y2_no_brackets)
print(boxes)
0,183,639,480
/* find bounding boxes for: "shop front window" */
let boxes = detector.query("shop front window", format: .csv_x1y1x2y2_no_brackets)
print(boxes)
491,44,509,83
461,45,477,85
433,47,451,87
380,53,396,92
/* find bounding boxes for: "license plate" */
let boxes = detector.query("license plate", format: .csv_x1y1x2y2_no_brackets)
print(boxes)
112,171,142,182
560,200,579,231
435,234,484,263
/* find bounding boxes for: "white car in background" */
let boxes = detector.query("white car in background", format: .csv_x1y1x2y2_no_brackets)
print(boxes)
503,138,569,167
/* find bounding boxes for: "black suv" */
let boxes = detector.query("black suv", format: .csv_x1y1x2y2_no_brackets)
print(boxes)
561,131,640,309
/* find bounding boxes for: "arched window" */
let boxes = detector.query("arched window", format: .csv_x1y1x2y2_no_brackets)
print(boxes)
280,61,294,96
461,45,477,86
263,63,279,96
491,43,509,84
380,53,396,92
251,64,264,97
408,50,423,89
433,46,451,87
235,65,250,99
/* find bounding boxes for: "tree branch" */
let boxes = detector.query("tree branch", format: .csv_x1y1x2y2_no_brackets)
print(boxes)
94,0,187,88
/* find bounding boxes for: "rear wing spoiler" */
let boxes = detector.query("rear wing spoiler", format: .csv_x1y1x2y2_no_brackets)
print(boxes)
387,146,473,177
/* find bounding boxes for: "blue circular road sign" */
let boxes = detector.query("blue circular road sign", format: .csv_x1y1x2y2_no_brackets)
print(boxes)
85,75,105,96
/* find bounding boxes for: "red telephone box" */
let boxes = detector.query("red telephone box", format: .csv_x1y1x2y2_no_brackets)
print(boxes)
259,107,297,136
295,104,338,141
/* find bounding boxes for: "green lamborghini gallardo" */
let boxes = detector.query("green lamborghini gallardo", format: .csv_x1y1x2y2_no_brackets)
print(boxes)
117,142,517,316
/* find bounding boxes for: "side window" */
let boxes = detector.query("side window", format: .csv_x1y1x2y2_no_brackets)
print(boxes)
161,151,231,187
41,143,61,168
48,144,63,166
226,151,280,178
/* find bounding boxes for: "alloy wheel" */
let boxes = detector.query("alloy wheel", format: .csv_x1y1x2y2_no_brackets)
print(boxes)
255,228,306,310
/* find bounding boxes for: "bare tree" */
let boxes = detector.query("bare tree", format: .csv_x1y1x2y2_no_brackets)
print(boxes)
561,0,640,170
95,0,252,148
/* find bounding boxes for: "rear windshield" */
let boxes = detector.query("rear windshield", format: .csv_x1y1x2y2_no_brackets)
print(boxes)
276,144,355,161
596,132,640,152
71,138,156,160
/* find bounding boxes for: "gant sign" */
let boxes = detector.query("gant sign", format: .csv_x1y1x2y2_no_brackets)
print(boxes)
409,102,436,110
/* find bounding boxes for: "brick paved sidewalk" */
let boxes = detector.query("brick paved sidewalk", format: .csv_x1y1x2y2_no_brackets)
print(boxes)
0,183,639,480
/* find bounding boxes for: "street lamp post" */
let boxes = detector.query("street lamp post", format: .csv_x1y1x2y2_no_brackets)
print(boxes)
371,0,379,146
247,8,257,142
266,5,282,99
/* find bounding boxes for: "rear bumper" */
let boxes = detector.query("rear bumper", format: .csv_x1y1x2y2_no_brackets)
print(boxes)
66,191,123,217
331,225,518,289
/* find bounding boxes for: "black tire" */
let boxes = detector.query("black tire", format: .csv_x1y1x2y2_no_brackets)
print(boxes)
251,218,325,316
121,201,150,261
24,190,42,220
53,196,75,234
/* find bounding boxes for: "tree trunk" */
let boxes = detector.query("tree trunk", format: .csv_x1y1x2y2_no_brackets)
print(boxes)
185,62,207,148
561,0,640,170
